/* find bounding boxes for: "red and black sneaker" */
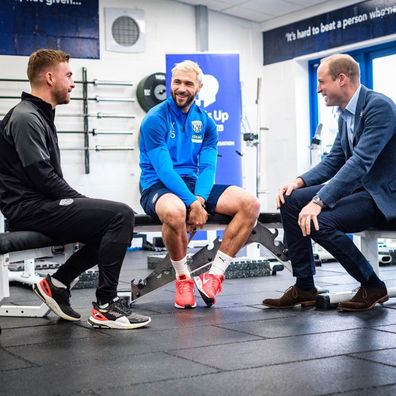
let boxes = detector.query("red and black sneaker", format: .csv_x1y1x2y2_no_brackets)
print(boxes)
194,272,224,307
33,274,81,321
174,275,197,309
88,297,151,330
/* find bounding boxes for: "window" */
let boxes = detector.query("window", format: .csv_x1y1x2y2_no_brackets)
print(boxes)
372,54,396,103
308,41,396,161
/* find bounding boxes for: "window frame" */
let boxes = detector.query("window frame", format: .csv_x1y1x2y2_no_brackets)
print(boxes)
308,41,396,140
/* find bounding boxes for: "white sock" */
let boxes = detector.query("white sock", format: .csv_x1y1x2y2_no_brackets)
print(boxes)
209,251,233,275
51,276,67,289
171,256,190,278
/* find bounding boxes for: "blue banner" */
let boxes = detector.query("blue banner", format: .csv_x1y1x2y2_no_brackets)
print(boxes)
0,0,99,58
263,0,396,65
166,53,242,186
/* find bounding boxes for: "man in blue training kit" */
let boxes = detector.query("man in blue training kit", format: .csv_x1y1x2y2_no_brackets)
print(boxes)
139,60,260,308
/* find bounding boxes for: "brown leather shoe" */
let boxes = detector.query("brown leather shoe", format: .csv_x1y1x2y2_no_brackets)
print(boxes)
262,285,318,309
337,286,389,312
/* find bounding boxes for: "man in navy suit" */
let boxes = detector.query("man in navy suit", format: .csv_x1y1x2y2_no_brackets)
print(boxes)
263,53,396,312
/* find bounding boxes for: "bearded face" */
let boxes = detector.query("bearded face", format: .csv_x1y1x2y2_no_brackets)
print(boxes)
51,62,75,105
171,70,202,112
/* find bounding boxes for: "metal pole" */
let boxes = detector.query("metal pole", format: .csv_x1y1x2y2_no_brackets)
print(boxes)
57,130,133,135
61,146,134,151
82,67,90,174
55,112,135,119
92,79,133,86
94,96,135,102
0,96,22,100
0,95,135,103
0,78,27,83
92,129,133,135
0,78,134,86
3,112,135,119
256,78,262,198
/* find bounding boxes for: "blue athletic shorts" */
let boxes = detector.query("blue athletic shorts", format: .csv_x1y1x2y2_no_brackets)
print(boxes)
140,177,231,219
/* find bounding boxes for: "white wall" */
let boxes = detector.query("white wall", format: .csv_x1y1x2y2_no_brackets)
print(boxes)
259,59,310,210
208,10,263,196
0,0,262,213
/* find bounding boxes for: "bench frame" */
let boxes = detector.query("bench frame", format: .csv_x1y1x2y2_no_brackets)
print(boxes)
1,214,395,320
0,213,284,318
0,243,77,317
317,229,396,306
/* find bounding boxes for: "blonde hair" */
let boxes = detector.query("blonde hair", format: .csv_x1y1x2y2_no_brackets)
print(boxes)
171,60,203,83
320,54,360,84
27,49,70,84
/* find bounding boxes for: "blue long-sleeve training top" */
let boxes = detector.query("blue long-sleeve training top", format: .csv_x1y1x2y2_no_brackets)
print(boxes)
139,96,218,207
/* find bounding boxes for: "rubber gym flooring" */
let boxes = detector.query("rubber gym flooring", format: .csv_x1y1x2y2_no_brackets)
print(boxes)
1,249,396,396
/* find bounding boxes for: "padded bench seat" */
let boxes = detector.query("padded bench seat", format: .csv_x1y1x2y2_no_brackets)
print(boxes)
1,212,395,274
0,231,77,319
1,212,395,265
133,212,283,233
0,212,282,319
0,212,282,255
371,219,396,231
357,219,396,275
1,212,395,319
0,231,58,256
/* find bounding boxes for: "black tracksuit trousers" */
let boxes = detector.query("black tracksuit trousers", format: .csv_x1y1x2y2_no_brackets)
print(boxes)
8,198,134,304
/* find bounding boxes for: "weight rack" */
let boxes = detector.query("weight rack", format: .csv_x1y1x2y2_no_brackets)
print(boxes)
0,68,136,173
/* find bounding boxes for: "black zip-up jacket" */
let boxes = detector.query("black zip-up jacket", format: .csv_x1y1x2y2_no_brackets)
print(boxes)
0,92,84,221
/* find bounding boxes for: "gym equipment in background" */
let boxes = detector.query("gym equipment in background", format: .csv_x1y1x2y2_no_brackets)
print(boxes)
136,72,167,112
0,70,136,174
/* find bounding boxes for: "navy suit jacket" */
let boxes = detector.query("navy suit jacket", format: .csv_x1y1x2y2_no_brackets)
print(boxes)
301,85,396,221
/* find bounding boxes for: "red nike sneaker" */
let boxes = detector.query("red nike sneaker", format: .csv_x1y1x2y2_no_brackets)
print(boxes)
174,275,196,309
194,272,224,307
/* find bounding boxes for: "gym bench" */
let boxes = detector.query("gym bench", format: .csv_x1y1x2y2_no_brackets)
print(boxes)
129,213,286,300
129,216,396,306
317,220,396,308
0,231,78,318
0,213,285,320
1,213,395,321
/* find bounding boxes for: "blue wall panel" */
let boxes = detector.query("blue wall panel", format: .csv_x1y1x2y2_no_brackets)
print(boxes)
263,0,396,65
0,0,99,59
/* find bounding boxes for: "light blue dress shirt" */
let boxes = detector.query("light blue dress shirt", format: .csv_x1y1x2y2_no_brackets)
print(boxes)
337,85,362,150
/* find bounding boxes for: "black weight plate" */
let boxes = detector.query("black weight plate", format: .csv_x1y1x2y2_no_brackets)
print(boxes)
136,72,167,112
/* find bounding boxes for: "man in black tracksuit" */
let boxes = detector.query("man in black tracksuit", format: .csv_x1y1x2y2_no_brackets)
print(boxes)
0,49,150,330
